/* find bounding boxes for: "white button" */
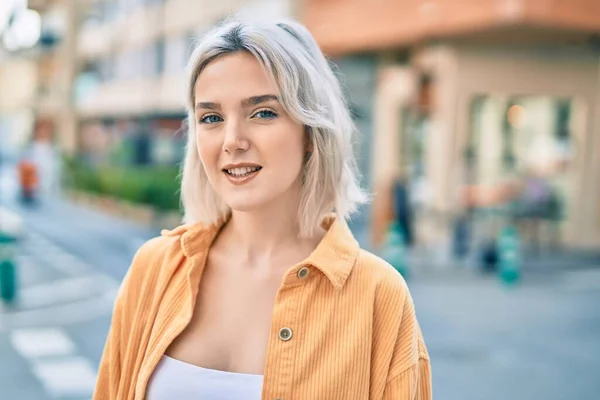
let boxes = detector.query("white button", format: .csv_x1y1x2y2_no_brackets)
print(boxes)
297,267,310,279
278,327,293,341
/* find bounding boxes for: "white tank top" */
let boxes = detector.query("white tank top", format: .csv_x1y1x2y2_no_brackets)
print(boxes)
146,355,264,400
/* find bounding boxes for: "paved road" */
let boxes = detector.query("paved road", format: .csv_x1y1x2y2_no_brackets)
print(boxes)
411,272,600,400
0,166,157,399
1,166,599,399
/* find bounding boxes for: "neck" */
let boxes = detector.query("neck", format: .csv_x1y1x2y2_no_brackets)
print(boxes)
218,197,323,268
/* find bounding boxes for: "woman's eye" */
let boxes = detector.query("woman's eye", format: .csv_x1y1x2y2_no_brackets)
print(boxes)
199,115,223,124
253,109,278,119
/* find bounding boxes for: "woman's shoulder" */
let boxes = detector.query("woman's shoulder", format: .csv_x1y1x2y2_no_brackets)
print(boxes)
135,226,187,261
125,223,201,283
353,249,427,362
115,223,206,306
355,248,408,286
352,248,412,309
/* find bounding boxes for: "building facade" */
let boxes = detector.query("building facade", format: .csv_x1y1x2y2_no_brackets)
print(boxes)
73,0,295,166
0,0,72,158
303,0,600,249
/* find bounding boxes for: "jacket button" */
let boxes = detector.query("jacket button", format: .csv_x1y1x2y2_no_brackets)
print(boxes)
297,267,310,279
278,327,293,341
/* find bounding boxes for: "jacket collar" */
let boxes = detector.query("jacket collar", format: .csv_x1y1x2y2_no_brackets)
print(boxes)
163,213,360,290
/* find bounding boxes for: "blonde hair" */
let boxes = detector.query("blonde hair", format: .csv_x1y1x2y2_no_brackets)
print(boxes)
181,18,368,237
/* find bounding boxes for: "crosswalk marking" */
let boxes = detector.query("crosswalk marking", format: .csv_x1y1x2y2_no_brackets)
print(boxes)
10,328,76,358
18,274,118,309
0,229,122,332
1,221,122,398
23,233,95,277
9,328,99,398
0,288,118,332
31,356,97,398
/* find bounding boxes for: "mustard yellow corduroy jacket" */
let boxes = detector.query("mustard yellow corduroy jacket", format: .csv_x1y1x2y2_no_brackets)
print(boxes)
93,214,431,400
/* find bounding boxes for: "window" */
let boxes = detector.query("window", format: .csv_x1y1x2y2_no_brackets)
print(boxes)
164,35,188,75
154,38,165,76
467,94,577,216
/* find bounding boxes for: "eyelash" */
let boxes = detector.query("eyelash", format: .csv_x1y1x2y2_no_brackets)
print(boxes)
199,114,223,124
198,109,278,124
253,109,278,119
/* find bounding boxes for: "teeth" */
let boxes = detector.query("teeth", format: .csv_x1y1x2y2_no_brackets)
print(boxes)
227,166,260,176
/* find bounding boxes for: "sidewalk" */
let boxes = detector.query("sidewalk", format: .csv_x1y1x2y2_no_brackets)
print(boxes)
51,189,600,283
410,264,600,400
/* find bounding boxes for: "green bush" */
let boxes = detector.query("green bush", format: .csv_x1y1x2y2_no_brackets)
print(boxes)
63,158,181,212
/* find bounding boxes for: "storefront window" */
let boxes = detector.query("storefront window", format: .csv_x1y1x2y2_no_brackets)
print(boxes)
467,95,575,220
399,108,426,180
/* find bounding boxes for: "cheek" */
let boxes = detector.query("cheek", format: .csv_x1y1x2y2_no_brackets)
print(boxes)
269,134,305,175
196,131,219,170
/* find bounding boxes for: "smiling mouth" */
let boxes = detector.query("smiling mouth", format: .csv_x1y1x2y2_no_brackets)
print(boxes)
223,166,262,178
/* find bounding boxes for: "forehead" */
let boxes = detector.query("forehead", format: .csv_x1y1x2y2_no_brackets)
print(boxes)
194,52,278,99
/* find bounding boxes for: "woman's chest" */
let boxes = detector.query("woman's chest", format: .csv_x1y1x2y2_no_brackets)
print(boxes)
165,263,283,375
149,265,378,399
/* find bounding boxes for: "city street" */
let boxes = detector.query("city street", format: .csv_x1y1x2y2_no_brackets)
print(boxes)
0,166,157,400
1,168,600,399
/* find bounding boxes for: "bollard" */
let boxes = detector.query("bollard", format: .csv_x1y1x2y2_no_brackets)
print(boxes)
381,221,410,279
0,232,18,303
0,207,23,304
497,225,521,286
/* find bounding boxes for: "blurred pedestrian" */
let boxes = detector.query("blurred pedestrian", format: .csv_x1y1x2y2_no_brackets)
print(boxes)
29,118,61,196
392,172,415,247
94,19,431,400
17,157,38,204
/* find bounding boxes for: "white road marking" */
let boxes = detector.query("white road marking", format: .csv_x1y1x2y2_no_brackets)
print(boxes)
0,288,118,332
15,254,48,285
17,274,118,309
23,234,94,276
0,227,122,331
31,356,97,398
10,328,76,358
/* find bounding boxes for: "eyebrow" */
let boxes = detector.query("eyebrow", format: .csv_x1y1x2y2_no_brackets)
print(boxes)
195,94,279,111
242,94,279,107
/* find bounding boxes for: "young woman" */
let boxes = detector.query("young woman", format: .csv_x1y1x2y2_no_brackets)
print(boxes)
93,18,431,400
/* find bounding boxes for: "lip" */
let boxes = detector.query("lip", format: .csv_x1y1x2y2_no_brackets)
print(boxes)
222,163,262,186
221,162,262,170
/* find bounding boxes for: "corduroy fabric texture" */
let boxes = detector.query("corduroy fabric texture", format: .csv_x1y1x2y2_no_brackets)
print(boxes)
93,214,431,400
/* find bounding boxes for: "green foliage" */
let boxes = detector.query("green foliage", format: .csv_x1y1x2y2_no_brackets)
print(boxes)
63,157,181,212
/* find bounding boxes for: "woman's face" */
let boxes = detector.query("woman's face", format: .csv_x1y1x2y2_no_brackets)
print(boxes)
194,52,307,213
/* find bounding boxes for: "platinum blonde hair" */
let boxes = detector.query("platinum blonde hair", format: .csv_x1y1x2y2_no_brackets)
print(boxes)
181,18,368,237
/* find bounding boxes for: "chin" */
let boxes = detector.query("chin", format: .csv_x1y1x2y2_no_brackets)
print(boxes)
223,194,272,212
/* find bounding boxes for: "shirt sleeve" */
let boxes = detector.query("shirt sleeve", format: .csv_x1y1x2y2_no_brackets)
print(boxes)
92,236,159,400
382,287,432,399
382,355,432,399
92,270,129,400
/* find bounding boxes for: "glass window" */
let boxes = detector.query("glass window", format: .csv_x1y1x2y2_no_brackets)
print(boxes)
467,94,577,217
154,38,165,76
164,35,187,74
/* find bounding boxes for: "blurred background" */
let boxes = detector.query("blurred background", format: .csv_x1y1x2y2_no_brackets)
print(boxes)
0,0,599,399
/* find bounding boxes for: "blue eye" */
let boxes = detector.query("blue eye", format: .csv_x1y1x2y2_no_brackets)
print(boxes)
199,114,223,124
253,109,278,119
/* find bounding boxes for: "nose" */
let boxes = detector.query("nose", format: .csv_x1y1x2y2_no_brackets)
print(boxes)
222,119,249,154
